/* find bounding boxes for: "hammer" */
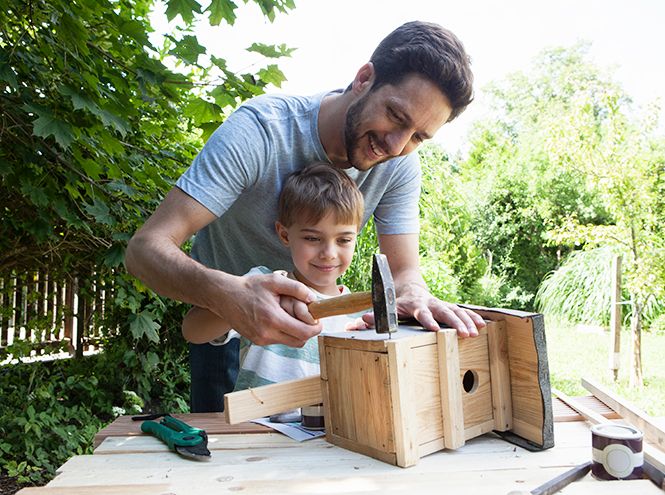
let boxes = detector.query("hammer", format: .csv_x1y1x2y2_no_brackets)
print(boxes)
307,253,398,336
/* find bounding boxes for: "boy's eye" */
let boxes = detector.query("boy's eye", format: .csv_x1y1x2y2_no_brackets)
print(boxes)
305,236,320,242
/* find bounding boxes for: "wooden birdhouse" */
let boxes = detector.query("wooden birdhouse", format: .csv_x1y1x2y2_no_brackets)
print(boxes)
225,306,554,468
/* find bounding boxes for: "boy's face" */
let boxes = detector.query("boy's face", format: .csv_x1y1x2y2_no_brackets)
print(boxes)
276,212,359,296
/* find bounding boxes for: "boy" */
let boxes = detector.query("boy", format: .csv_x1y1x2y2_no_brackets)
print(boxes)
182,162,366,392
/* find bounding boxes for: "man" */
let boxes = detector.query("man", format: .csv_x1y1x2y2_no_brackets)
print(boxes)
125,21,486,412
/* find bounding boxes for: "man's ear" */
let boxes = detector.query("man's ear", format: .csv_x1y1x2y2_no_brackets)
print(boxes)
275,221,290,247
352,62,375,96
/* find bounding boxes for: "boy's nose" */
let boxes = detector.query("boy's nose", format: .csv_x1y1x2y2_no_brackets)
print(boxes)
319,243,336,259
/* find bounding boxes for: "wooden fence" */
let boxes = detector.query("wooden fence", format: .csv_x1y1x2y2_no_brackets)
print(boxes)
0,269,112,360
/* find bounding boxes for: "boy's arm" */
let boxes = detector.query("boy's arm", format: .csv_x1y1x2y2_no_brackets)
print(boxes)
182,306,233,344
125,187,321,348
377,232,485,338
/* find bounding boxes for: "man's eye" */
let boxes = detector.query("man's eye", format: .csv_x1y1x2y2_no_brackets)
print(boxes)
389,108,403,123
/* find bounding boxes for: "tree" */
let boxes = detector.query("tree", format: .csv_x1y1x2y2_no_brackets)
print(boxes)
459,42,618,310
0,0,294,373
544,89,665,388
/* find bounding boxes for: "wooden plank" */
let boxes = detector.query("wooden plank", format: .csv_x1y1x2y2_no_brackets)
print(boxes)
224,375,322,424
461,306,554,449
325,345,357,442
94,413,272,449
464,419,496,441
410,343,444,446
486,320,513,431
17,485,172,494
582,377,665,452
552,396,622,423
459,333,494,430
437,329,465,449
350,348,393,453
387,338,420,467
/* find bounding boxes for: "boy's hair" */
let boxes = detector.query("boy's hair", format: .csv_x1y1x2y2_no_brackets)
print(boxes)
278,162,364,229
365,21,474,123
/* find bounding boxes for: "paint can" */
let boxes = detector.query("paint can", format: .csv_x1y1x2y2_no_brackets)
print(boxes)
591,424,643,480
301,403,325,431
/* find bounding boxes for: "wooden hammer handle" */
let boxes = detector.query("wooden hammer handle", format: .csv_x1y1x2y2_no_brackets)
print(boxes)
307,291,372,319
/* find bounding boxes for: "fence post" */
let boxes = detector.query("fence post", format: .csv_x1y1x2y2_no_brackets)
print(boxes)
609,254,622,381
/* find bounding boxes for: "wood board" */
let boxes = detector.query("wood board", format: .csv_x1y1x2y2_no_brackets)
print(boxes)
20,422,665,495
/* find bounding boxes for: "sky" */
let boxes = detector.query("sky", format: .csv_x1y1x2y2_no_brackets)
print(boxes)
152,0,665,154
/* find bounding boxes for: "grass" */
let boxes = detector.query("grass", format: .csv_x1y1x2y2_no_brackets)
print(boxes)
545,321,665,417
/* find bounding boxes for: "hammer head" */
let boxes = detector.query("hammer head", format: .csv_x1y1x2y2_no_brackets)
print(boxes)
372,254,398,334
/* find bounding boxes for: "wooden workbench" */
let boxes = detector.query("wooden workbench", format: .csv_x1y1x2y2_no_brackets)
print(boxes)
17,397,665,495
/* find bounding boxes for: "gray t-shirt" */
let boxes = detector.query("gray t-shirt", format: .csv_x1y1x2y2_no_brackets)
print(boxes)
176,91,421,275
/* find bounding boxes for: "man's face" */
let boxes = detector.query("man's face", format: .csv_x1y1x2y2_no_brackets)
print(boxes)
344,74,453,171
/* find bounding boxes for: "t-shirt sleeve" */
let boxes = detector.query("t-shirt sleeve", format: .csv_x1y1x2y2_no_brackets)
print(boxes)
371,152,421,235
176,106,270,217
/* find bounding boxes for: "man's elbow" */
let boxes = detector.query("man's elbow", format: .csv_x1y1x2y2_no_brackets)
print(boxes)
124,234,143,277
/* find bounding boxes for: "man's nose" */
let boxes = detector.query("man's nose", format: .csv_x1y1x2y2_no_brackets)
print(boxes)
385,129,413,156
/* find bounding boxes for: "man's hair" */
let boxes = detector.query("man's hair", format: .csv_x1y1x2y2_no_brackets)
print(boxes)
368,21,474,123
279,162,364,229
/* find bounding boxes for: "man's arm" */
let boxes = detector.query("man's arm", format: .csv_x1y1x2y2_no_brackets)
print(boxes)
125,187,321,347
377,232,485,337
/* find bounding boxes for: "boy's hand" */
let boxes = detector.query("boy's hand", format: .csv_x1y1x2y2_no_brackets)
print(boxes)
279,295,318,325
344,316,371,331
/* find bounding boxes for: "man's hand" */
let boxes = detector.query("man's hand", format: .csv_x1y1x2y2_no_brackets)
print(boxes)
376,232,486,338
393,282,485,337
211,271,322,347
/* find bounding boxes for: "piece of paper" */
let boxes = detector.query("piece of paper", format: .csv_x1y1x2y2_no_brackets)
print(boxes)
251,417,326,442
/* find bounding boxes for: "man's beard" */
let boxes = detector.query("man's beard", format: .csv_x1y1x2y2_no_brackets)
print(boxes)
344,92,389,171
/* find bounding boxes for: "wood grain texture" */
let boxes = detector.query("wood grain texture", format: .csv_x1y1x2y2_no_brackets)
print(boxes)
486,320,513,432
437,329,465,449
93,413,272,449
308,291,372,319
387,338,420,467
458,333,493,430
462,305,554,450
224,375,322,424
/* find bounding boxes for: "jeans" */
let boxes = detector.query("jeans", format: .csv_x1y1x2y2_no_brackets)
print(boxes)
189,339,239,413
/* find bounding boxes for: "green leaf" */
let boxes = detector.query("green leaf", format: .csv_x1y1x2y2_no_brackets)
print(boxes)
99,110,130,137
28,105,76,148
128,310,160,342
165,0,202,24
246,42,296,59
119,20,150,46
257,64,287,88
84,198,116,227
184,97,223,126
108,182,139,197
21,184,50,207
168,35,207,65
200,121,222,142
206,0,238,26
210,86,237,109
0,47,17,88
104,244,126,268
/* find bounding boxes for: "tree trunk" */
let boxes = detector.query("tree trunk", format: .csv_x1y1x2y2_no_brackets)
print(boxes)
629,297,643,388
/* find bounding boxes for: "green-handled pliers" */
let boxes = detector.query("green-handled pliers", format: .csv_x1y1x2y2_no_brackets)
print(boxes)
133,414,211,460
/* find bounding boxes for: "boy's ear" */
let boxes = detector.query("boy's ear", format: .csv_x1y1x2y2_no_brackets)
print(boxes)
275,221,290,247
